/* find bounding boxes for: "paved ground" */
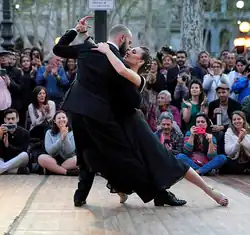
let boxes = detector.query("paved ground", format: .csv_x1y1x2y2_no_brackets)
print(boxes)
1,174,250,235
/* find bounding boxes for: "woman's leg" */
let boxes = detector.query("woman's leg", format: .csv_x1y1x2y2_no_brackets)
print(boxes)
184,167,228,206
38,154,67,175
198,154,227,175
61,156,77,170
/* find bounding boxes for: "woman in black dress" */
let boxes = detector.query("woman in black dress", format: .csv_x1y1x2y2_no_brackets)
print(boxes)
91,42,229,207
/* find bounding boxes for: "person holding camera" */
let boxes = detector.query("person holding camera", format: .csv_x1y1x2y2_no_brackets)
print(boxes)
0,50,20,124
0,109,29,174
176,113,227,176
174,71,190,109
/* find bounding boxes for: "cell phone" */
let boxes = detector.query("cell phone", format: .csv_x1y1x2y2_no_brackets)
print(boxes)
2,124,17,131
0,69,7,76
196,127,206,135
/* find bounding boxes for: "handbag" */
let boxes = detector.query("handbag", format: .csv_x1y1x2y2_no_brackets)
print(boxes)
192,152,209,166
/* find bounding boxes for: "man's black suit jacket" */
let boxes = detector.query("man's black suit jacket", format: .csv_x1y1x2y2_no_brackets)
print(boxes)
53,30,142,123
208,97,241,130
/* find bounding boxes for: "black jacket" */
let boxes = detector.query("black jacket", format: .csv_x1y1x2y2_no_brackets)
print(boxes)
208,98,241,130
5,66,23,110
53,30,142,123
0,126,29,161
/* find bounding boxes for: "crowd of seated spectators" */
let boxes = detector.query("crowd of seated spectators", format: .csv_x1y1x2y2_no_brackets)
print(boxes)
0,45,249,177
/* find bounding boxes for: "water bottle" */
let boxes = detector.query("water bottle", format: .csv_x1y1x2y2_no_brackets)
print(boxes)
216,110,222,126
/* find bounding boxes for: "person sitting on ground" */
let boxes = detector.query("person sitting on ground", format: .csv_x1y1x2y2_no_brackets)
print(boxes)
154,112,183,157
28,86,56,140
176,112,227,176
0,109,29,174
208,83,241,154
38,110,79,176
220,111,250,174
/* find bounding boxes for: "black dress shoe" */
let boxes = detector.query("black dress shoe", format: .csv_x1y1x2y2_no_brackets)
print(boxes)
74,190,87,207
74,199,86,207
154,190,187,206
67,168,80,176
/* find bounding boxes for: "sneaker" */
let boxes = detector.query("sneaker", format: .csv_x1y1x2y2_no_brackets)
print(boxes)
17,167,30,175
206,169,217,176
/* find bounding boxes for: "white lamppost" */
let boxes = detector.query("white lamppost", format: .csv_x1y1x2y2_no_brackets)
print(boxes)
236,1,244,9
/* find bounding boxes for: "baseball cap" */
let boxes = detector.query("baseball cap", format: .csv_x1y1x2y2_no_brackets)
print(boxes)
216,83,230,91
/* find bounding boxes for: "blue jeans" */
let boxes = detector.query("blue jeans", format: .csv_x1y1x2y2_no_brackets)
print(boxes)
176,153,227,175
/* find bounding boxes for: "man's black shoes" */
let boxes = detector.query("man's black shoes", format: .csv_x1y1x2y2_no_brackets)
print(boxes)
154,190,187,206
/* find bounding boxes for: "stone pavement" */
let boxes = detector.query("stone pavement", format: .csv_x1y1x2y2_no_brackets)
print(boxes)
1,175,250,235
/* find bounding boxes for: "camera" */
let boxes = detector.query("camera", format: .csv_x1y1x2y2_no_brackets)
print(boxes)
181,75,188,82
2,124,17,131
195,127,206,135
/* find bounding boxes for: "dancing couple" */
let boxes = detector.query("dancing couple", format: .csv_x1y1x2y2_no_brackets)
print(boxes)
53,16,229,207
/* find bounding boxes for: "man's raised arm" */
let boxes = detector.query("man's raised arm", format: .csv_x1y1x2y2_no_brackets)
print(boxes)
53,17,94,59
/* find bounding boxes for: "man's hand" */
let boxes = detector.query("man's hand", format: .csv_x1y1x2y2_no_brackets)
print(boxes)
213,108,222,115
212,125,224,132
75,16,93,34
3,133,9,147
177,76,184,85
0,125,8,134
0,127,4,139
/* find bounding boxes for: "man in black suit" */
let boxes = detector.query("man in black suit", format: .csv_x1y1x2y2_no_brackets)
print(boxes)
208,84,241,154
53,19,186,207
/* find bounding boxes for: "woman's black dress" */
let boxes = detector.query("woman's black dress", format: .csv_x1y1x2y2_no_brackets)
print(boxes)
84,77,190,203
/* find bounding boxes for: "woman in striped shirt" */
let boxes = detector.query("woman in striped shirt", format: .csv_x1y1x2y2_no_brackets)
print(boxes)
177,112,227,175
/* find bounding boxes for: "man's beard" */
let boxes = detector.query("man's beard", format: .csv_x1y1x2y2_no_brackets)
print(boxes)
119,41,127,57
177,61,185,67
220,97,228,104
163,128,171,135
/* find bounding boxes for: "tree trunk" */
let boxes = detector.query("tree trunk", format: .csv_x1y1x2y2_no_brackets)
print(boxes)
66,0,71,29
33,0,40,47
203,0,215,51
56,0,62,36
181,0,204,65
71,0,77,27
143,0,155,52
